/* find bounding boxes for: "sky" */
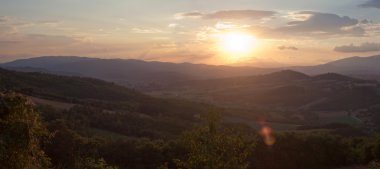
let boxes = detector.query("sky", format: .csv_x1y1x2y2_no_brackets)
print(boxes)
0,0,380,66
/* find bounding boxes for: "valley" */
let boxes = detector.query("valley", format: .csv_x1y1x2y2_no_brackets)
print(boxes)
1,56,380,169
2,0,380,168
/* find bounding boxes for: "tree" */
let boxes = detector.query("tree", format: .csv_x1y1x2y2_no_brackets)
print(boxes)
79,158,119,169
369,161,380,169
177,111,256,169
0,92,51,169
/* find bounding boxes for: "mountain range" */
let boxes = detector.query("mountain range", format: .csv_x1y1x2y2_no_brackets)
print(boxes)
2,55,380,89
1,57,380,130
293,55,380,76
0,56,274,88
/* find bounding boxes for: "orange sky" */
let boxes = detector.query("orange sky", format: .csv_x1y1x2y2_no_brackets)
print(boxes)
0,0,380,66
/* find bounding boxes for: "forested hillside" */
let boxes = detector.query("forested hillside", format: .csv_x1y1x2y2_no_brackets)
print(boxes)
2,68,380,169
151,70,380,131
1,56,275,88
0,68,215,138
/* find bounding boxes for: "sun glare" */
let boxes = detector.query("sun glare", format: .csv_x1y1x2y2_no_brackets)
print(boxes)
219,31,258,56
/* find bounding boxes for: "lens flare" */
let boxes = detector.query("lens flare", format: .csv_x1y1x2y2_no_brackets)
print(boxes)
260,126,276,146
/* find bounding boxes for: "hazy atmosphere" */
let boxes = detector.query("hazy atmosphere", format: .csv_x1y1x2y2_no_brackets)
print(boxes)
2,1,380,169
1,0,380,65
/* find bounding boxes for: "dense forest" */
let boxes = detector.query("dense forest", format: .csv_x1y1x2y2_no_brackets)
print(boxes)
3,92,380,169
2,68,380,169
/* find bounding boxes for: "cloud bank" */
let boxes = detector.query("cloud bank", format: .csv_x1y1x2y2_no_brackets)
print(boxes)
176,10,276,20
334,42,380,53
278,46,298,51
359,0,380,9
277,11,364,37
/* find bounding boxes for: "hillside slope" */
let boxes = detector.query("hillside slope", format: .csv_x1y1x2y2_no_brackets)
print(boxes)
1,56,276,88
0,68,215,137
152,70,380,120
293,55,380,76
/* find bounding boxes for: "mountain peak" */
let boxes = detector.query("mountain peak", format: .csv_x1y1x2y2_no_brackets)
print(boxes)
313,73,354,81
293,54,380,76
263,70,310,81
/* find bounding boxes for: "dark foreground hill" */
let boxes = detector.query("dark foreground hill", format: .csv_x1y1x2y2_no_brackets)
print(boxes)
0,68,214,138
2,68,380,169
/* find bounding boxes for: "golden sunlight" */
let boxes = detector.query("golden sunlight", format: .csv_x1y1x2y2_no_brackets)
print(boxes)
218,31,258,56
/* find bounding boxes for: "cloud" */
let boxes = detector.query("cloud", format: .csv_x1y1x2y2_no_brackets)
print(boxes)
175,11,370,40
25,34,76,45
131,27,166,34
0,16,61,36
0,40,22,44
168,23,179,28
0,16,19,35
175,10,276,20
276,11,364,37
334,42,380,53
0,25,16,35
359,0,380,9
245,11,370,39
203,10,276,20
0,16,84,56
175,12,203,19
278,46,298,51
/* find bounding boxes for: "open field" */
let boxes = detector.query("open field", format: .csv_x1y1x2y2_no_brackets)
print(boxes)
28,96,74,109
225,116,300,131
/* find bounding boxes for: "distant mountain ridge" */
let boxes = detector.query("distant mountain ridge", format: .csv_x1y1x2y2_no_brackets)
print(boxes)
1,56,276,88
293,55,380,76
2,55,380,89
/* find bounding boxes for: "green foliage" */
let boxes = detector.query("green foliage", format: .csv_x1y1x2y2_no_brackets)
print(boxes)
56,105,195,138
369,161,380,169
0,68,142,102
177,111,256,169
4,68,380,169
0,92,51,169
100,138,177,169
251,133,380,169
79,158,119,169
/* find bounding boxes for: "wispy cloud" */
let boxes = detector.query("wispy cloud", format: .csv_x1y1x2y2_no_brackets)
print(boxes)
278,46,298,51
334,42,380,53
277,11,364,37
131,27,166,34
359,0,380,9
175,10,276,20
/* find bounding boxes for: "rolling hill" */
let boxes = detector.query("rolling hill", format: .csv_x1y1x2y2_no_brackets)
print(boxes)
150,70,380,125
1,56,275,88
293,55,380,76
0,68,216,137
3,55,380,128
3,55,380,89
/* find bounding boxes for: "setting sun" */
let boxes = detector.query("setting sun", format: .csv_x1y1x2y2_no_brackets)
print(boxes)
219,32,258,56
2,1,380,169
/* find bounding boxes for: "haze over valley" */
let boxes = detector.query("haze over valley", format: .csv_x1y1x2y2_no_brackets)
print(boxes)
2,0,380,169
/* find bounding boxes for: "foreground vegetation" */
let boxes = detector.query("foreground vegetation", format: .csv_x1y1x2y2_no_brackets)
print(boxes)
2,92,380,169
2,68,380,169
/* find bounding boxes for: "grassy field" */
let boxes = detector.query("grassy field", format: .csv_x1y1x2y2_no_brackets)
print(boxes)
28,96,74,109
225,116,300,131
319,115,362,125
